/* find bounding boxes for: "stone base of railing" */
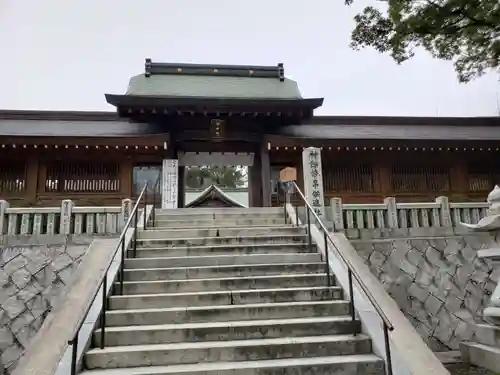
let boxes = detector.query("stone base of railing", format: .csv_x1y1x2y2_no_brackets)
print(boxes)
0,199,135,236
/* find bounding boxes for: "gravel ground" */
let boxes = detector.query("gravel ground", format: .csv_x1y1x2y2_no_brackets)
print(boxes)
446,364,494,375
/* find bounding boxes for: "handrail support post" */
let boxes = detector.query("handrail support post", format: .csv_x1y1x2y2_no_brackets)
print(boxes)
143,189,148,229
120,239,125,295
348,269,356,323
133,209,138,257
384,322,394,375
100,274,107,349
69,334,78,375
323,231,331,287
306,207,313,251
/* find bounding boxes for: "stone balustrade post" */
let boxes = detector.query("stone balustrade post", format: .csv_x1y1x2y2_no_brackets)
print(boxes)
384,197,398,228
121,198,133,230
59,199,74,235
435,196,452,227
0,200,9,235
330,197,344,231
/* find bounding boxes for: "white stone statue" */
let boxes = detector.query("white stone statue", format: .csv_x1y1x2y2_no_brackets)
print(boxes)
460,185,500,326
461,185,500,231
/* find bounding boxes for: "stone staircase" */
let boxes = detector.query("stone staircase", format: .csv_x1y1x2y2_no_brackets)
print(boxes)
80,207,386,375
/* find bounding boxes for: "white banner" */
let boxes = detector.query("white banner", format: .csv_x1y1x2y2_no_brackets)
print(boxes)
161,159,179,209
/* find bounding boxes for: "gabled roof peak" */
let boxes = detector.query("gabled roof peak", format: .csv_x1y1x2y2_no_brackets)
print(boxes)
144,59,285,81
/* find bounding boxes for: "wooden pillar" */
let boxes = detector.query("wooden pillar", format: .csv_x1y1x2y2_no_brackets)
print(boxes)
261,142,271,207
249,152,262,207
178,166,185,208
25,156,39,204
121,157,133,198
377,163,392,197
451,159,469,199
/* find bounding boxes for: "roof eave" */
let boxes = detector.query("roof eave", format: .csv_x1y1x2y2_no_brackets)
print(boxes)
105,94,323,113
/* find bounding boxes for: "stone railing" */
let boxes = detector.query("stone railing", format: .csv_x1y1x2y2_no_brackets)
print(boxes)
330,196,489,230
0,199,135,236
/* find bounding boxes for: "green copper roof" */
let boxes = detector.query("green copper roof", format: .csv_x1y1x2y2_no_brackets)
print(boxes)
125,61,303,100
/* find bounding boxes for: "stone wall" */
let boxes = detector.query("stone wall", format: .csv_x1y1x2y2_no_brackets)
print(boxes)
351,229,499,352
0,236,97,374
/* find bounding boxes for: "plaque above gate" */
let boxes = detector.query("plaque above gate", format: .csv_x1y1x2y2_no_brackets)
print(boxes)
210,119,225,140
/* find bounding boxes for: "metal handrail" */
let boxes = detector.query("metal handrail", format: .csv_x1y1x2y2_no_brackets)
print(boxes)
67,182,149,375
285,181,394,375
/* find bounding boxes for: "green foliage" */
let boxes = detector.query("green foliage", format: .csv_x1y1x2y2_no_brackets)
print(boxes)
185,166,247,189
346,0,500,82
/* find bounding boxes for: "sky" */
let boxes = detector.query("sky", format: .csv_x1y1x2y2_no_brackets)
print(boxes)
0,0,499,117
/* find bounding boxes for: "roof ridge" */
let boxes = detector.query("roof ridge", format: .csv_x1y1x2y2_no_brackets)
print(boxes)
144,59,285,81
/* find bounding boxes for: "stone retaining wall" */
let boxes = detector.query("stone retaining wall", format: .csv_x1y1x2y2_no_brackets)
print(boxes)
351,231,498,351
0,236,97,374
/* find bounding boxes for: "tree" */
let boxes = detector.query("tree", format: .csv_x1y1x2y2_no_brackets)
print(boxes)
346,0,500,82
185,166,247,189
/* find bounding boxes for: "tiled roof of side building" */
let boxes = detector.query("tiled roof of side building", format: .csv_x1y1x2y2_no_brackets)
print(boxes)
0,109,498,139
275,123,500,140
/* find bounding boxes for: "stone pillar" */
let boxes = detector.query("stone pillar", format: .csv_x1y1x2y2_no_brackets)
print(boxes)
330,197,344,231
0,200,9,235
436,196,452,227
121,198,133,229
59,199,74,235
260,143,271,207
384,197,398,228
302,147,325,218
161,159,179,209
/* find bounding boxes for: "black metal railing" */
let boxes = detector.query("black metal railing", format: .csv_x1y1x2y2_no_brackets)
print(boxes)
68,182,149,375
283,181,394,375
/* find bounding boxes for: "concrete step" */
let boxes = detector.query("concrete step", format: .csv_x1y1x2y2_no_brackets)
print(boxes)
93,315,361,347
153,214,286,222
460,341,500,373
124,253,322,269
137,226,304,239
153,210,284,222
152,217,288,228
105,300,351,327
131,243,311,258
86,334,370,369
108,286,343,310
135,234,307,247
147,224,296,231
80,354,385,375
123,262,325,281
115,274,332,295
473,323,500,347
